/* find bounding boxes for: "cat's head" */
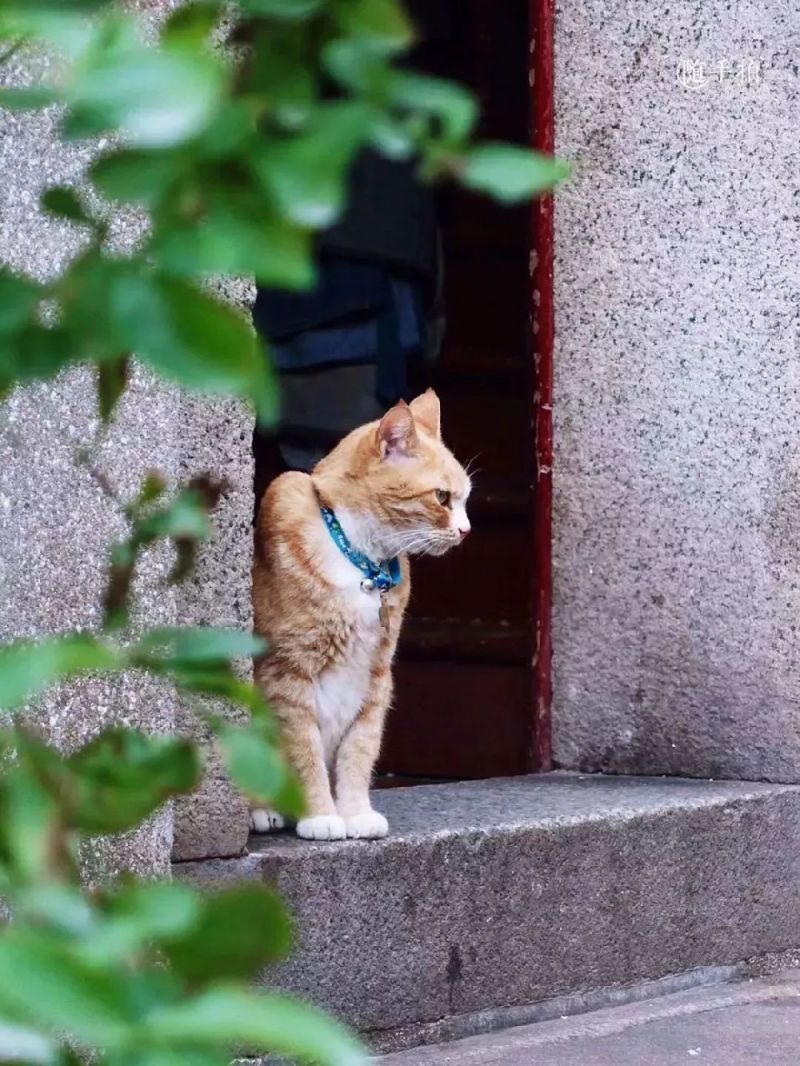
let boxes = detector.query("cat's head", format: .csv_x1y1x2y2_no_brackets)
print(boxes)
313,390,471,559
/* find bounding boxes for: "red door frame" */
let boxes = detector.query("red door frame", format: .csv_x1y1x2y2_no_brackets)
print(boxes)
529,0,555,771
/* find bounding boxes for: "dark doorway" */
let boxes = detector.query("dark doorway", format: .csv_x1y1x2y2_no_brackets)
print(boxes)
252,0,545,783
379,0,536,781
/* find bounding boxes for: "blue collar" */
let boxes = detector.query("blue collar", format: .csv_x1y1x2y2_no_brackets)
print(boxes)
319,507,402,593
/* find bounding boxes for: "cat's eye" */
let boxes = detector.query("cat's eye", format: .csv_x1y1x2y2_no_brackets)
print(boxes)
435,489,451,507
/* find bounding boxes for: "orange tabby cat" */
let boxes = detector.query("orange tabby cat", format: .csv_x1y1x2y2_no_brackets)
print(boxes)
252,389,471,840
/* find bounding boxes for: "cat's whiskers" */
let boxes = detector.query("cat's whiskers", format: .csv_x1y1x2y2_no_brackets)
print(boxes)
392,528,457,559
390,538,432,557
387,529,439,556
463,452,482,481
390,529,430,548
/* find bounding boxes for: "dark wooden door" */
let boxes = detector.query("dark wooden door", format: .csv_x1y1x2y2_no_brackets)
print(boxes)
379,0,539,781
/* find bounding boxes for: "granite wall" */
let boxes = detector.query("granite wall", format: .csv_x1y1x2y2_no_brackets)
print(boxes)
552,1,800,780
0,11,253,870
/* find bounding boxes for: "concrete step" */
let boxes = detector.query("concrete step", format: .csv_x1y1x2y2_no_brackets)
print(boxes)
176,773,800,1054
378,968,800,1065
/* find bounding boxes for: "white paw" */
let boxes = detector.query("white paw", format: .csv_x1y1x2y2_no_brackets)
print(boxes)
250,808,286,833
296,814,347,841
343,810,389,839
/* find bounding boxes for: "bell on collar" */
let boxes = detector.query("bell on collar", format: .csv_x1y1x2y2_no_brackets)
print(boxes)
361,578,376,592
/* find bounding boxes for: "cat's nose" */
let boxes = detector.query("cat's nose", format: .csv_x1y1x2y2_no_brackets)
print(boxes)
458,525,470,540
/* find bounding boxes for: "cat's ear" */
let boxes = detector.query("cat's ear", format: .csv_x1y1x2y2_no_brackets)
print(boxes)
377,401,418,460
409,388,441,439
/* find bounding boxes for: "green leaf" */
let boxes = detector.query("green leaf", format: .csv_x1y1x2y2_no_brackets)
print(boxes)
322,38,391,95
104,478,223,628
15,884,95,939
165,884,292,982
239,0,323,17
0,1022,59,1065
0,635,122,711
67,727,202,834
145,988,366,1065
2,324,77,386
333,0,413,54
214,719,304,816
90,149,181,206
109,880,200,940
4,0,112,10
154,203,314,290
388,71,477,144
161,1,220,46
60,103,114,141
69,40,226,148
0,767,75,883
107,272,277,422
111,1052,224,1066
0,86,59,111
460,144,570,202
167,667,268,713
252,102,370,227
41,186,92,225
0,932,135,1046
365,112,414,159
247,25,316,125
0,268,42,334
193,100,257,158
0,10,95,58
58,254,139,364
97,355,129,422
78,881,200,965
127,471,168,513
135,492,212,544
136,627,266,668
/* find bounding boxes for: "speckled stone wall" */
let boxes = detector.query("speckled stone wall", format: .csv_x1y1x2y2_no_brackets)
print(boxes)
172,389,254,861
0,13,253,870
552,2,800,779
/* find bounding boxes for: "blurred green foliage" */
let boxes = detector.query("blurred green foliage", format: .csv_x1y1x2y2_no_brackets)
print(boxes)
0,0,567,1062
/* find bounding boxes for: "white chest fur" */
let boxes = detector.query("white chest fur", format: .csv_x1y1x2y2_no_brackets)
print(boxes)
314,540,383,764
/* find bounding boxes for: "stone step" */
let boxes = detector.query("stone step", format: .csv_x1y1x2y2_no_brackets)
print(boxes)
175,773,800,1054
378,968,800,1065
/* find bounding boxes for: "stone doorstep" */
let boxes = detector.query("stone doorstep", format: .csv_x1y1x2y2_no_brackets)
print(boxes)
377,968,800,1066
175,773,800,1054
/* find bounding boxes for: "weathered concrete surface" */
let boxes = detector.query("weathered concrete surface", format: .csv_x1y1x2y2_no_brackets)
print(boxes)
0,366,181,880
378,969,800,1065
172,390,254,861
177,774,800,1045
0,42,175,877
0,14,253,868
552,3,800,780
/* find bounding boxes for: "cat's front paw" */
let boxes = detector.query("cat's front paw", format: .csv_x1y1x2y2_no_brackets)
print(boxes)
296,814,347,841
250,808,286,833
343,810,389,839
